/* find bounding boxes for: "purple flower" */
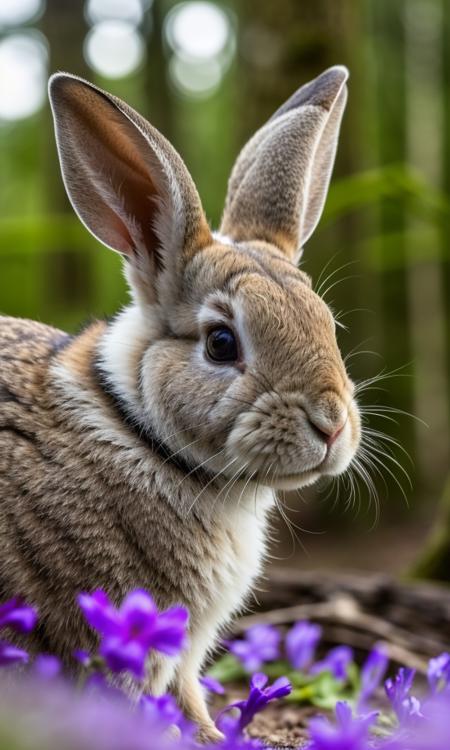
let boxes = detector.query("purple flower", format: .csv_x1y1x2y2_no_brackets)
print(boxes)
200,675,225,695
0,675,189,750
217,715,265,749
140,693,195,738
428,653,450,693
308,701,377,750
358,645,388,709
140,693,182,727
417,691,450,749
84,672,126,701
78,589,189,679
311,645,354,681
33,654,62,680
73,649,91,667
0,598,37,633
385,667,418,724
286,621,322,671
218,672,292,734
382,692,450,750
0,641,29,666
227,624,281,673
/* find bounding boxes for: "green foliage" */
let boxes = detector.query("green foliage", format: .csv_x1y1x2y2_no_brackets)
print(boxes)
208,653,361,710
324,165,450,269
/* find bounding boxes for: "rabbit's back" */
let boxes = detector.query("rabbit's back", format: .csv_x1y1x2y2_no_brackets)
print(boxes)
0,315,69,401
0,317,151,657
0,315,70,490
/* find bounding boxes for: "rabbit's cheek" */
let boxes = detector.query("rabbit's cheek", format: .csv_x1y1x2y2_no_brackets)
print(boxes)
224,387,361,488
224,391,325,480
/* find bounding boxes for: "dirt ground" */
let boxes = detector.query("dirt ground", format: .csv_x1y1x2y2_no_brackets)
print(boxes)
270,518,429,578
266,476,436,578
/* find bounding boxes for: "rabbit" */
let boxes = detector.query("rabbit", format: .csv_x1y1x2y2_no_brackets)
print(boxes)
0,65,360,741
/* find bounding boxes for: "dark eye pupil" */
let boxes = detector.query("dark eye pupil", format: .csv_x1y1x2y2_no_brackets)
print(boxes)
206,327,238,363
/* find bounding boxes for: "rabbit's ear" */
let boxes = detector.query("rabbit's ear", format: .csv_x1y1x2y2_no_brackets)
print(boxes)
220,66,348,263
48,73,212,305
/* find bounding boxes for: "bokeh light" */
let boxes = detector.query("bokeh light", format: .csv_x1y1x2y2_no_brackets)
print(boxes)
0,32,48,121
84,20,145,78
85,0,144,28
0,0,44,28
169,56,222,99
165,1,230,61
164,1,235,98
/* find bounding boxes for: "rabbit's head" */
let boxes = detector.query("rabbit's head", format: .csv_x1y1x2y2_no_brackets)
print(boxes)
49,67,360,491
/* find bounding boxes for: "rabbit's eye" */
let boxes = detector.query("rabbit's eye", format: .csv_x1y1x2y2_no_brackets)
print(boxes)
206,327,238,363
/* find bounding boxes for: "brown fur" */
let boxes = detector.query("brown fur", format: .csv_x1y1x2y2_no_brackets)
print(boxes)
0,67,358,740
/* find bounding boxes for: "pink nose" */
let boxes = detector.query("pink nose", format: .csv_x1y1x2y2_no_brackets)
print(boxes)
324,425,344,448
308,420,345,448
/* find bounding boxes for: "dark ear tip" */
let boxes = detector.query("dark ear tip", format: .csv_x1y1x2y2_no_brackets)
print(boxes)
296,65,349,110
315,65,349,100
48,72,73,96
323,65,350,83
270,65,349,121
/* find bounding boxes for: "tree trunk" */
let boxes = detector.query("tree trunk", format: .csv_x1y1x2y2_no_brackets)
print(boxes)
410,475,450,582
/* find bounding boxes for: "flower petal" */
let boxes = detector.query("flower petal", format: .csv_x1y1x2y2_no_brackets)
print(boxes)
0,640,29,666
0,598,37,634
77,591,119,636
150,606,188,655
200,676,225,695
100,637,146,678
120,590,157,633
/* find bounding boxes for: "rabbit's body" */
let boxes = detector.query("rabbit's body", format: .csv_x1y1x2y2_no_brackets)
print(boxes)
0,314,272,701
0,66,361,739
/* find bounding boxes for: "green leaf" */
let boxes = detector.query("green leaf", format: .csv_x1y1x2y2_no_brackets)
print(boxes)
206,653,247,683
323,164,450,227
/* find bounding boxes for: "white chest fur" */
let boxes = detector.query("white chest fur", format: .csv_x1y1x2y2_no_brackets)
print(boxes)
185,483,275,673
215,483,274,620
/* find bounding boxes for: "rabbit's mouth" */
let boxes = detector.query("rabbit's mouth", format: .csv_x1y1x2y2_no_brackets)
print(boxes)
254,449,351,490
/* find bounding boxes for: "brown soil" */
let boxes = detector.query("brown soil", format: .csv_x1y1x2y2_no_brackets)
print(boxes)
209,567,450,748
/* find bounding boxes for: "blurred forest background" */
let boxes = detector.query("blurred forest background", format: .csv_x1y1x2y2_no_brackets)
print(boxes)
0,0,449,578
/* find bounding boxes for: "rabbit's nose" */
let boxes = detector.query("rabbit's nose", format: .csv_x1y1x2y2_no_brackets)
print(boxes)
306,411,348,448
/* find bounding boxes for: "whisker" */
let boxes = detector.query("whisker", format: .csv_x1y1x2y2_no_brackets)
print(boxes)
315,259,360,298
359,404,427,427
277,494,324,536
346,466,362,517
355,364,413,396
353,454,381,517
235,468,257,512
274,494,309,557
213,461,248,511
345,349,383,364
158,434,213,471
248,370,287,410
158,420,213,444
362,428,414,465
174,446,226,492
343,337,377,366
314,250,343,292
359,447,410,508
184,455,238,517
320,273,362,303
335,308,374,322
222,394,271,418
360,410,400,426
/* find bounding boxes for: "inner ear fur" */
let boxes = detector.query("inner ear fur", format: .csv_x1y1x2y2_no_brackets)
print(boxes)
48,73,212,302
